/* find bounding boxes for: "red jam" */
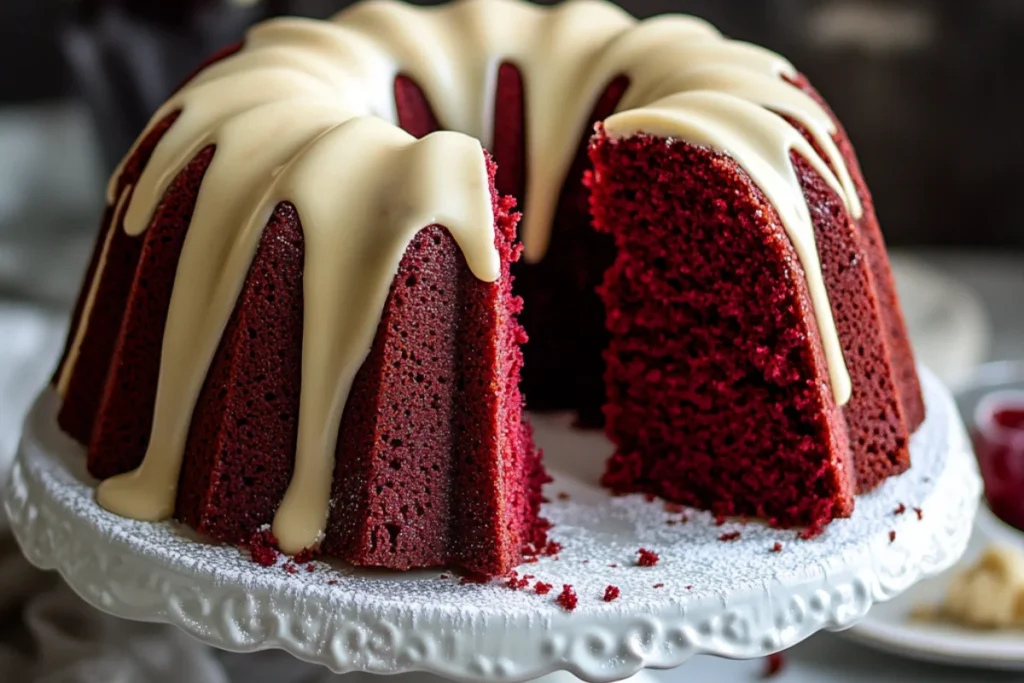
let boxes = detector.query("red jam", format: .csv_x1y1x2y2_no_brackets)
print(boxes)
994,408,1024,431
972,392,1024,532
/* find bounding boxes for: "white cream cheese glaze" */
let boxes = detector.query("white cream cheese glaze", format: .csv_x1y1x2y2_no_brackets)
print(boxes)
60,0,861,553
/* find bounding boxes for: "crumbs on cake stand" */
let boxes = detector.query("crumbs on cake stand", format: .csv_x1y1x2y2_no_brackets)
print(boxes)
245,527,347,585
763,652,785,678
637,548,660,567
556,585,578,611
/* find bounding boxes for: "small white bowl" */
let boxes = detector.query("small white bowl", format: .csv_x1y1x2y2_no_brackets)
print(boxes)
956,362,1024,547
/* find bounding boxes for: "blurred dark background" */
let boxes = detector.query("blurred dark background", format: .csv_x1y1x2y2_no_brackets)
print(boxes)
2,0,1023,249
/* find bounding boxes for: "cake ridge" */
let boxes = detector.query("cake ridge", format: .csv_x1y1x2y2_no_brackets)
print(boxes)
55,184,132,397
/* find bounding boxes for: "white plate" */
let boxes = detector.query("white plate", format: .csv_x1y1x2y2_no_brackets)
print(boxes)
845,506,1024,671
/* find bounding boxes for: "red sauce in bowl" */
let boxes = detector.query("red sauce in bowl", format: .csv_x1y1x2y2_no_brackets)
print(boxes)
972,392,1024,532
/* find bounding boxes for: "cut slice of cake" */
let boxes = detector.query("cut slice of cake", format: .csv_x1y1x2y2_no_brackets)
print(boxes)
589,88,916,525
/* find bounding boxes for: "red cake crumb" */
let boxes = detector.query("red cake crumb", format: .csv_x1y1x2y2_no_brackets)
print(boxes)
666,520,678,526
664,502,685,514
764,652,785,678
534,582,553,595
637,549,659,567
685,585,693,590
889,531,897,543
714,514,727,526
798,522,826,541
603,585,621,602
540,540,562,557
528,540,561,561
894,503,906,515
556,585,578,611
557,492,571,501
644,493,657,503
653,583,665,589
914,507,923,520
719,531,741,542
248,529,279,567
609,563,619,568
505,573,531,590
770,542,783,553
327,580,339,586
524,557,539,564
439,574,451,580
283,563,298,575
305,564,315,573
523,574,535,580
293,548,315,564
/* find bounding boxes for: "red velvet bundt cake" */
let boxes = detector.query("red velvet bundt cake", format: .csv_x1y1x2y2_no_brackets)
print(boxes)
53,0,923,571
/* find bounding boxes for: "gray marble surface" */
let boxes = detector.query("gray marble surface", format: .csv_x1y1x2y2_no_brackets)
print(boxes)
1,100,1022,683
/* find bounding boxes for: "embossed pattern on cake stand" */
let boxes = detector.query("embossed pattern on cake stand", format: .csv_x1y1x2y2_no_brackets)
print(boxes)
3,367,978,683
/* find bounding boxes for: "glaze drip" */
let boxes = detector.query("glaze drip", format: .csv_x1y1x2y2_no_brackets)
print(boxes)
96,101,495,553
67,0,862,552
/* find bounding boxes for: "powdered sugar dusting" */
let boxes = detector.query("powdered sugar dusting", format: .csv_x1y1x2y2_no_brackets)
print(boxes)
12,369,967,617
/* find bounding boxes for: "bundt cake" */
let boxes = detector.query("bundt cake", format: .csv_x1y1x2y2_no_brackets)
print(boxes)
52,0,923,573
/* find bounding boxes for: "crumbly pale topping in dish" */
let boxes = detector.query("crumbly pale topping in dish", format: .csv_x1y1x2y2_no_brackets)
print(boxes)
914,545,1024,630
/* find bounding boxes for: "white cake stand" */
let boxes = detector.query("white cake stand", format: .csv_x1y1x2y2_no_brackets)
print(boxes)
3,367,979,683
